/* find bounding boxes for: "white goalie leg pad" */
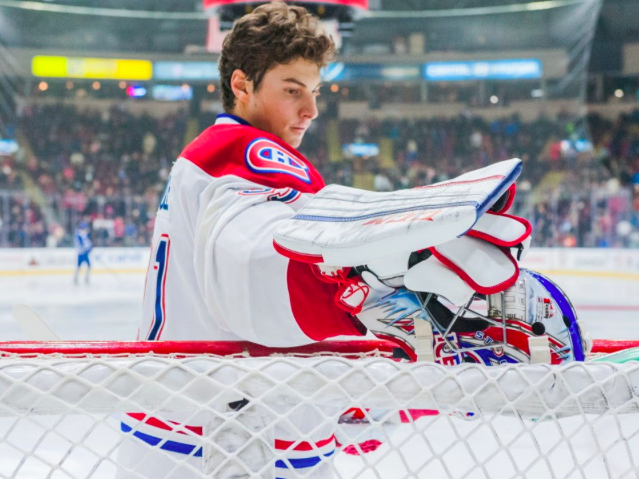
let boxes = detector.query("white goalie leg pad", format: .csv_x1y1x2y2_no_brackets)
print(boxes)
204,406,275,478
117,408,276,479
203,403,339,479
271,403,340,479
116,412,211,479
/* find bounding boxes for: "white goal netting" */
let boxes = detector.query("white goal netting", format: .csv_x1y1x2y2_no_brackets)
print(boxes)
0,340,638,479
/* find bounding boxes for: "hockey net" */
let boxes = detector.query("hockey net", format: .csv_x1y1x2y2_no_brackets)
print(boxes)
0,339,638,479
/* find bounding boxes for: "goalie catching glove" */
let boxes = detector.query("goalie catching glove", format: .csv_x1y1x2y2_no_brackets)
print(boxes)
274,159,590,364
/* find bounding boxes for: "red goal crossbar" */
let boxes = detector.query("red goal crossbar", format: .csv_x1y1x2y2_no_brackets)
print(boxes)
0,339,635,357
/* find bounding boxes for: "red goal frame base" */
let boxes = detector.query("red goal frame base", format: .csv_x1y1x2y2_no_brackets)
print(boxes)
0,339,635,358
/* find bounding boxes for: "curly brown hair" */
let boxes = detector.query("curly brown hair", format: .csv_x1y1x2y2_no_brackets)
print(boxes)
219,1,336,112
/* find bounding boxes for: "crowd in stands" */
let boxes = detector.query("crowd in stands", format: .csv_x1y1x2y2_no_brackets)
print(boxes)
1,101,639,249
1,104,186,247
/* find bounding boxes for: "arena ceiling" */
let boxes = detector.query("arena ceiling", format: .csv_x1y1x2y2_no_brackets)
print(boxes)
0,0,637,64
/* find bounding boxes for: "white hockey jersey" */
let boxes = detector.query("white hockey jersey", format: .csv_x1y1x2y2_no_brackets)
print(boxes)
140,114,364,346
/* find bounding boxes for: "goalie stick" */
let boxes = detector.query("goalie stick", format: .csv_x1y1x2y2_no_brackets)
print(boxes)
11,304,61,341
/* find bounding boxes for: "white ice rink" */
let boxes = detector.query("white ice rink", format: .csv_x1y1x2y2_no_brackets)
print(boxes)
0,268,636,342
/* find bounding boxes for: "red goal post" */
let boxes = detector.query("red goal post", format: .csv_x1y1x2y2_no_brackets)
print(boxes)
0,338,635,357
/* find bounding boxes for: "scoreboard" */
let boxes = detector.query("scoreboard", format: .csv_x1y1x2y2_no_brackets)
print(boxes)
203,0,367,50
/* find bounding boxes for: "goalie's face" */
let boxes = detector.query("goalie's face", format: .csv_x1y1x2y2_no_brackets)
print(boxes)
230,58,321,149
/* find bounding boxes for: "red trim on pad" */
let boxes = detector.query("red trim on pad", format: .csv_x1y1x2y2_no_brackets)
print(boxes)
273,241,323,263
467,212,532,247
429,247,519,295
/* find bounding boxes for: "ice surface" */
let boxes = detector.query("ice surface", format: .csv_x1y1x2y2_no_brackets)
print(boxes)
0,269,636,342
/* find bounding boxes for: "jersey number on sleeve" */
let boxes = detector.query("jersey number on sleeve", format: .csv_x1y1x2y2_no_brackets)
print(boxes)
147,234,170,340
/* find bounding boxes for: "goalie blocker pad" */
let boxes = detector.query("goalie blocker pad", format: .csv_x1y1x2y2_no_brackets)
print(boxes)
273,159,522,267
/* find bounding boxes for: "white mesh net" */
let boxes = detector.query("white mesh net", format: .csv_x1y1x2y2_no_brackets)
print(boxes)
0,343,638,479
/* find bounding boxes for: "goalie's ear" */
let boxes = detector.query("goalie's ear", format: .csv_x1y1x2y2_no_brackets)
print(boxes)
490,183,517,214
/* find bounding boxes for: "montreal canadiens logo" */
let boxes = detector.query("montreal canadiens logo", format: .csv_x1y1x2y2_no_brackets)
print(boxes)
245,138,311,183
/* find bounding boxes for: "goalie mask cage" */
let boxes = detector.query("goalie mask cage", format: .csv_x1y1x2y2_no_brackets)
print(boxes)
0,339,638,479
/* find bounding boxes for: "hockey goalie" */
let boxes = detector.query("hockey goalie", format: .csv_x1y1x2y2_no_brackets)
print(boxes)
125,157,591,479
127,3,589,476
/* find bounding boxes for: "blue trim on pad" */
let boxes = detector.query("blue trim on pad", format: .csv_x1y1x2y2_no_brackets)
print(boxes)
275,450,335,469
293,201,477,222
121,422,203,457
292,161,521,224
475,161,521,218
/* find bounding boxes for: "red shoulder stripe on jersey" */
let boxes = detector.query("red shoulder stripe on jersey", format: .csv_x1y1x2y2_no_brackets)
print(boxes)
181,124,325,194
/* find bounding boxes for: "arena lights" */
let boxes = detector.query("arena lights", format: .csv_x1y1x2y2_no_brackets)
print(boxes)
0,139,19,156
424,59,542,81
126,85,147,98
152,85,193,101
32,56,152,81
615,89,624,98
343,143,380,158
154,61,219,81
322,63,420,82
38,81,48,91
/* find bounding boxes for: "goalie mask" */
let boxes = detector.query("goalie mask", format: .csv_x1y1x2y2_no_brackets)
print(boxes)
356,268,590,365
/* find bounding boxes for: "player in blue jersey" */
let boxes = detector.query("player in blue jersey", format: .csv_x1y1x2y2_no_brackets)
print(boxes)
73,221,92,285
